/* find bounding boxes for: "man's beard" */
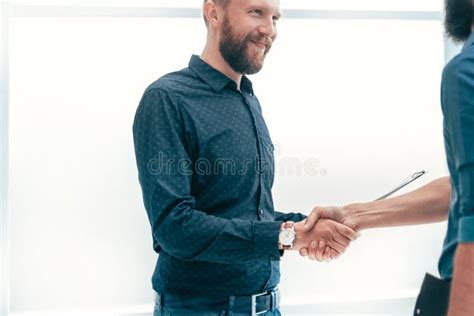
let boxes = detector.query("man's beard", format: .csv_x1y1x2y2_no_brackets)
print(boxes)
219,16,271,75
444,0,473,43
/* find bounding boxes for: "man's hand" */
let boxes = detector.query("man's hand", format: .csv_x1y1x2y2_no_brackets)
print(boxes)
303,205,359,232
291,218,357,261
299,206,360,261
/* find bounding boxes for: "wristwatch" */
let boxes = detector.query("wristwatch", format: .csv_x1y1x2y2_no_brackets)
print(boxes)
278,221,296,250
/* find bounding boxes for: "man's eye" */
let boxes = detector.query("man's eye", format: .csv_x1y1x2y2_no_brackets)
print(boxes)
250,9,264,16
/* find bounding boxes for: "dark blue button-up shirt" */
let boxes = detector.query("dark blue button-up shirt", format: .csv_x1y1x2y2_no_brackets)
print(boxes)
438,33,474,280
133,55,305,296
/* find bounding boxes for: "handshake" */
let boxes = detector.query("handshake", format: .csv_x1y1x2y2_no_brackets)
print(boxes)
285,205,361,262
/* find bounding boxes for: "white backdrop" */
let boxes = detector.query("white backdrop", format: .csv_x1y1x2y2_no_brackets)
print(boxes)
4,0,456,314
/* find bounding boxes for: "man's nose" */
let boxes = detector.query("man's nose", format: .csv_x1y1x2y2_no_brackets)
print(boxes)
258,18,277,40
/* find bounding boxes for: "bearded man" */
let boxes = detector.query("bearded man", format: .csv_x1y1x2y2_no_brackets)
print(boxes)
132,0,357,315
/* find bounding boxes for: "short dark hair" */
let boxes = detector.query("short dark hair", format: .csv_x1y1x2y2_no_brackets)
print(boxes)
444,0,473,43
203,0,231,26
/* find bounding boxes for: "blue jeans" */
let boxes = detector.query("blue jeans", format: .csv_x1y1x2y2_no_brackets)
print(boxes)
153,300,282,316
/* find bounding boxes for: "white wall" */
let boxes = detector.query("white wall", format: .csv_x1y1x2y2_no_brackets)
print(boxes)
259,16,448,304
1,3,12,316
4,1,455,314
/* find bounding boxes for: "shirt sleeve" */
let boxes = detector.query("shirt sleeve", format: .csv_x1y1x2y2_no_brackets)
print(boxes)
444,55,474,243
274,211,307,223
133,88,282,263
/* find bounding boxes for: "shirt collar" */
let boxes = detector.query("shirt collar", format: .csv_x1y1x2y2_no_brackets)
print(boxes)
462,32,474,51
189,55,254,94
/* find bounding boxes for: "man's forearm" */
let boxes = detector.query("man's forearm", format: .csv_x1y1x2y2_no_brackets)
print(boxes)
448,243,474,316
301,176,451,260
346,177,451,230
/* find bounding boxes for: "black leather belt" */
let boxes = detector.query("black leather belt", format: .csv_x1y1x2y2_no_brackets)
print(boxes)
154,288,280,316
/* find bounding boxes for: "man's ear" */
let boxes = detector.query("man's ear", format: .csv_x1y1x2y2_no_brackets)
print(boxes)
203,1,220,28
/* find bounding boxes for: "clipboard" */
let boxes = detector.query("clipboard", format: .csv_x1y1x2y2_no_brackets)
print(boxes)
413,273,451,315
374,170,426,201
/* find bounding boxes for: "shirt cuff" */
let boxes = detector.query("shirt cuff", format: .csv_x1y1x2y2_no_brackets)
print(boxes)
459,215,474,243
254,221,283,261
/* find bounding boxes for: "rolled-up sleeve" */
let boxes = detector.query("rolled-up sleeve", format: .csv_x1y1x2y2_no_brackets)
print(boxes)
446,55,474,243
133,88,282,263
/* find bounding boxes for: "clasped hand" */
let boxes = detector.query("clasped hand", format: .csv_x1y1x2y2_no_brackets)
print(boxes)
289,206,360,262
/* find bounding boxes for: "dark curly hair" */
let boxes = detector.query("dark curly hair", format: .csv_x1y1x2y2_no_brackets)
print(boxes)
444,0,473,43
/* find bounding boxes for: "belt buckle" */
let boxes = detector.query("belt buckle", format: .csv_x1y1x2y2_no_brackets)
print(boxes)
251,291,269,316
272,288,280,310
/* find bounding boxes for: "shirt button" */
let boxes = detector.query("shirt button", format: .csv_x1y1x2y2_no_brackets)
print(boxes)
259,208,264,216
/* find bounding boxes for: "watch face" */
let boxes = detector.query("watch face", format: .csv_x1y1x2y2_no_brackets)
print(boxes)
279,228,296,245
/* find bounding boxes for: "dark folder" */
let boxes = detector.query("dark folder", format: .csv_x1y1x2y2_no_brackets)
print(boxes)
413,273,451,316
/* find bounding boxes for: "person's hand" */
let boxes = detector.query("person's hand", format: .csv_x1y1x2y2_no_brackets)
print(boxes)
299,205,360,261
304,205,359,231
291,218,357,261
